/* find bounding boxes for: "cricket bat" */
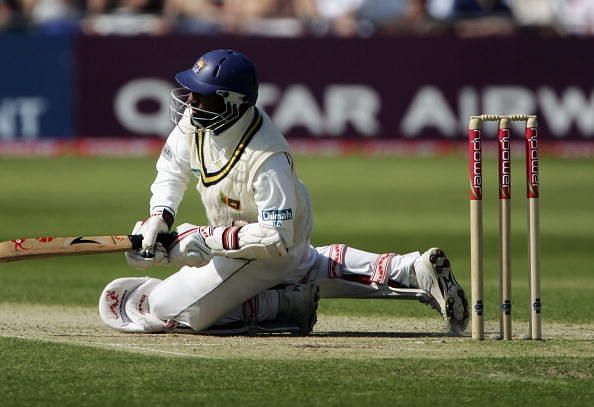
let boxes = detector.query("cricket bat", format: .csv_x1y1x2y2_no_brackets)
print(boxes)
0,233,177,263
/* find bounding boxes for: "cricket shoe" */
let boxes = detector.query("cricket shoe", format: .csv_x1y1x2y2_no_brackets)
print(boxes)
277,280,320,335
411,248,469,335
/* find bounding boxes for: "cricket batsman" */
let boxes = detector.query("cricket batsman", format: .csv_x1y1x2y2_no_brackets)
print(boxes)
99,49,469,336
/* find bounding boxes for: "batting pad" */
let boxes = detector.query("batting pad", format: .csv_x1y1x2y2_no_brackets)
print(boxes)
99,277,166,333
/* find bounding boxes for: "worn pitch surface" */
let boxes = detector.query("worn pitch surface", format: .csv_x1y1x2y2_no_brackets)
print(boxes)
1,304,592,360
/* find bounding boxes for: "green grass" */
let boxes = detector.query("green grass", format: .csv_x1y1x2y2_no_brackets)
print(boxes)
1,156,593,322
1,337,592,407
0,155,593,405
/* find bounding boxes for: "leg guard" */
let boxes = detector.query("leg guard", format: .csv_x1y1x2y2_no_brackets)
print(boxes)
99,277,166,333
314,244,431,302
177,285,319,336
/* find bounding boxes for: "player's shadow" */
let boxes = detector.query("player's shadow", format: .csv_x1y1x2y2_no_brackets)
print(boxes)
312,331,462,338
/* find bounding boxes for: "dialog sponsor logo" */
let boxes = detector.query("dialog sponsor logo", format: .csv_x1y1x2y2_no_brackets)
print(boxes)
261,209,293,224
262,209,293,221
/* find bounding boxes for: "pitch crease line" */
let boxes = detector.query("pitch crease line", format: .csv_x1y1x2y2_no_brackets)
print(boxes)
85,341,223,359
0,333,222,359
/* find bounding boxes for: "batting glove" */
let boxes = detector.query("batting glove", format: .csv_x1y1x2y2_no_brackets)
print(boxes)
167,223,213,267
139,207,174,258
125,221,168,270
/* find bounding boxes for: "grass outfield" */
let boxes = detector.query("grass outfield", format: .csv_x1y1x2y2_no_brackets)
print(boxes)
0,155,593,405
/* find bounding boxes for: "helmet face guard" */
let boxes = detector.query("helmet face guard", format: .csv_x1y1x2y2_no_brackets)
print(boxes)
169,88,249,133
169,49,258,134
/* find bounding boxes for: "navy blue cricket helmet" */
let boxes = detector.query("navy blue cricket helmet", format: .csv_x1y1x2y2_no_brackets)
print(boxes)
170,49,259,134
175,49,258,106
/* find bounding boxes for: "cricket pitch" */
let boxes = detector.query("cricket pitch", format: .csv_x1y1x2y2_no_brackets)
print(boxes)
1,303,592,361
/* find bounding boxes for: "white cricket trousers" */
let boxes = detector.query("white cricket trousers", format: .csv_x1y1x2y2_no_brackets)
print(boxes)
149,242,420,330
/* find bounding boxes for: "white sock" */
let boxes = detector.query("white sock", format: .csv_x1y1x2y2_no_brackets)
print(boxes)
389,251,421,287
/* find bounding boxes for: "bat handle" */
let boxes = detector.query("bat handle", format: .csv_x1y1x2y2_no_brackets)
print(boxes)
128,232,178,251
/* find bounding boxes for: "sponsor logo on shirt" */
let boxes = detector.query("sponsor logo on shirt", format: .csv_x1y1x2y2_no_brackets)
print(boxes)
261,208,293,226
220,192,241,210
161,144,173,161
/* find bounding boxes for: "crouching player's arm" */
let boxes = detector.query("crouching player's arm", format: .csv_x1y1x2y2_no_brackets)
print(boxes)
126,125,197,269
206,153,297,259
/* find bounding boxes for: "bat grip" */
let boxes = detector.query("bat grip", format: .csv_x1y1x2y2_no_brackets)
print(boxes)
128,232,178,251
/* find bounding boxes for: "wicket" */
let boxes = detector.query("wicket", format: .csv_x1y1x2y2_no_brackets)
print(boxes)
468,114,541,341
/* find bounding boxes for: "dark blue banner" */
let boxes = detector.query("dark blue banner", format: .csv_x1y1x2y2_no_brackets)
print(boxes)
0,35,73,140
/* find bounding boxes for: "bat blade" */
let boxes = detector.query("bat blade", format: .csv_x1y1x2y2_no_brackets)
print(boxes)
0,235,134,263
0,233,178,263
